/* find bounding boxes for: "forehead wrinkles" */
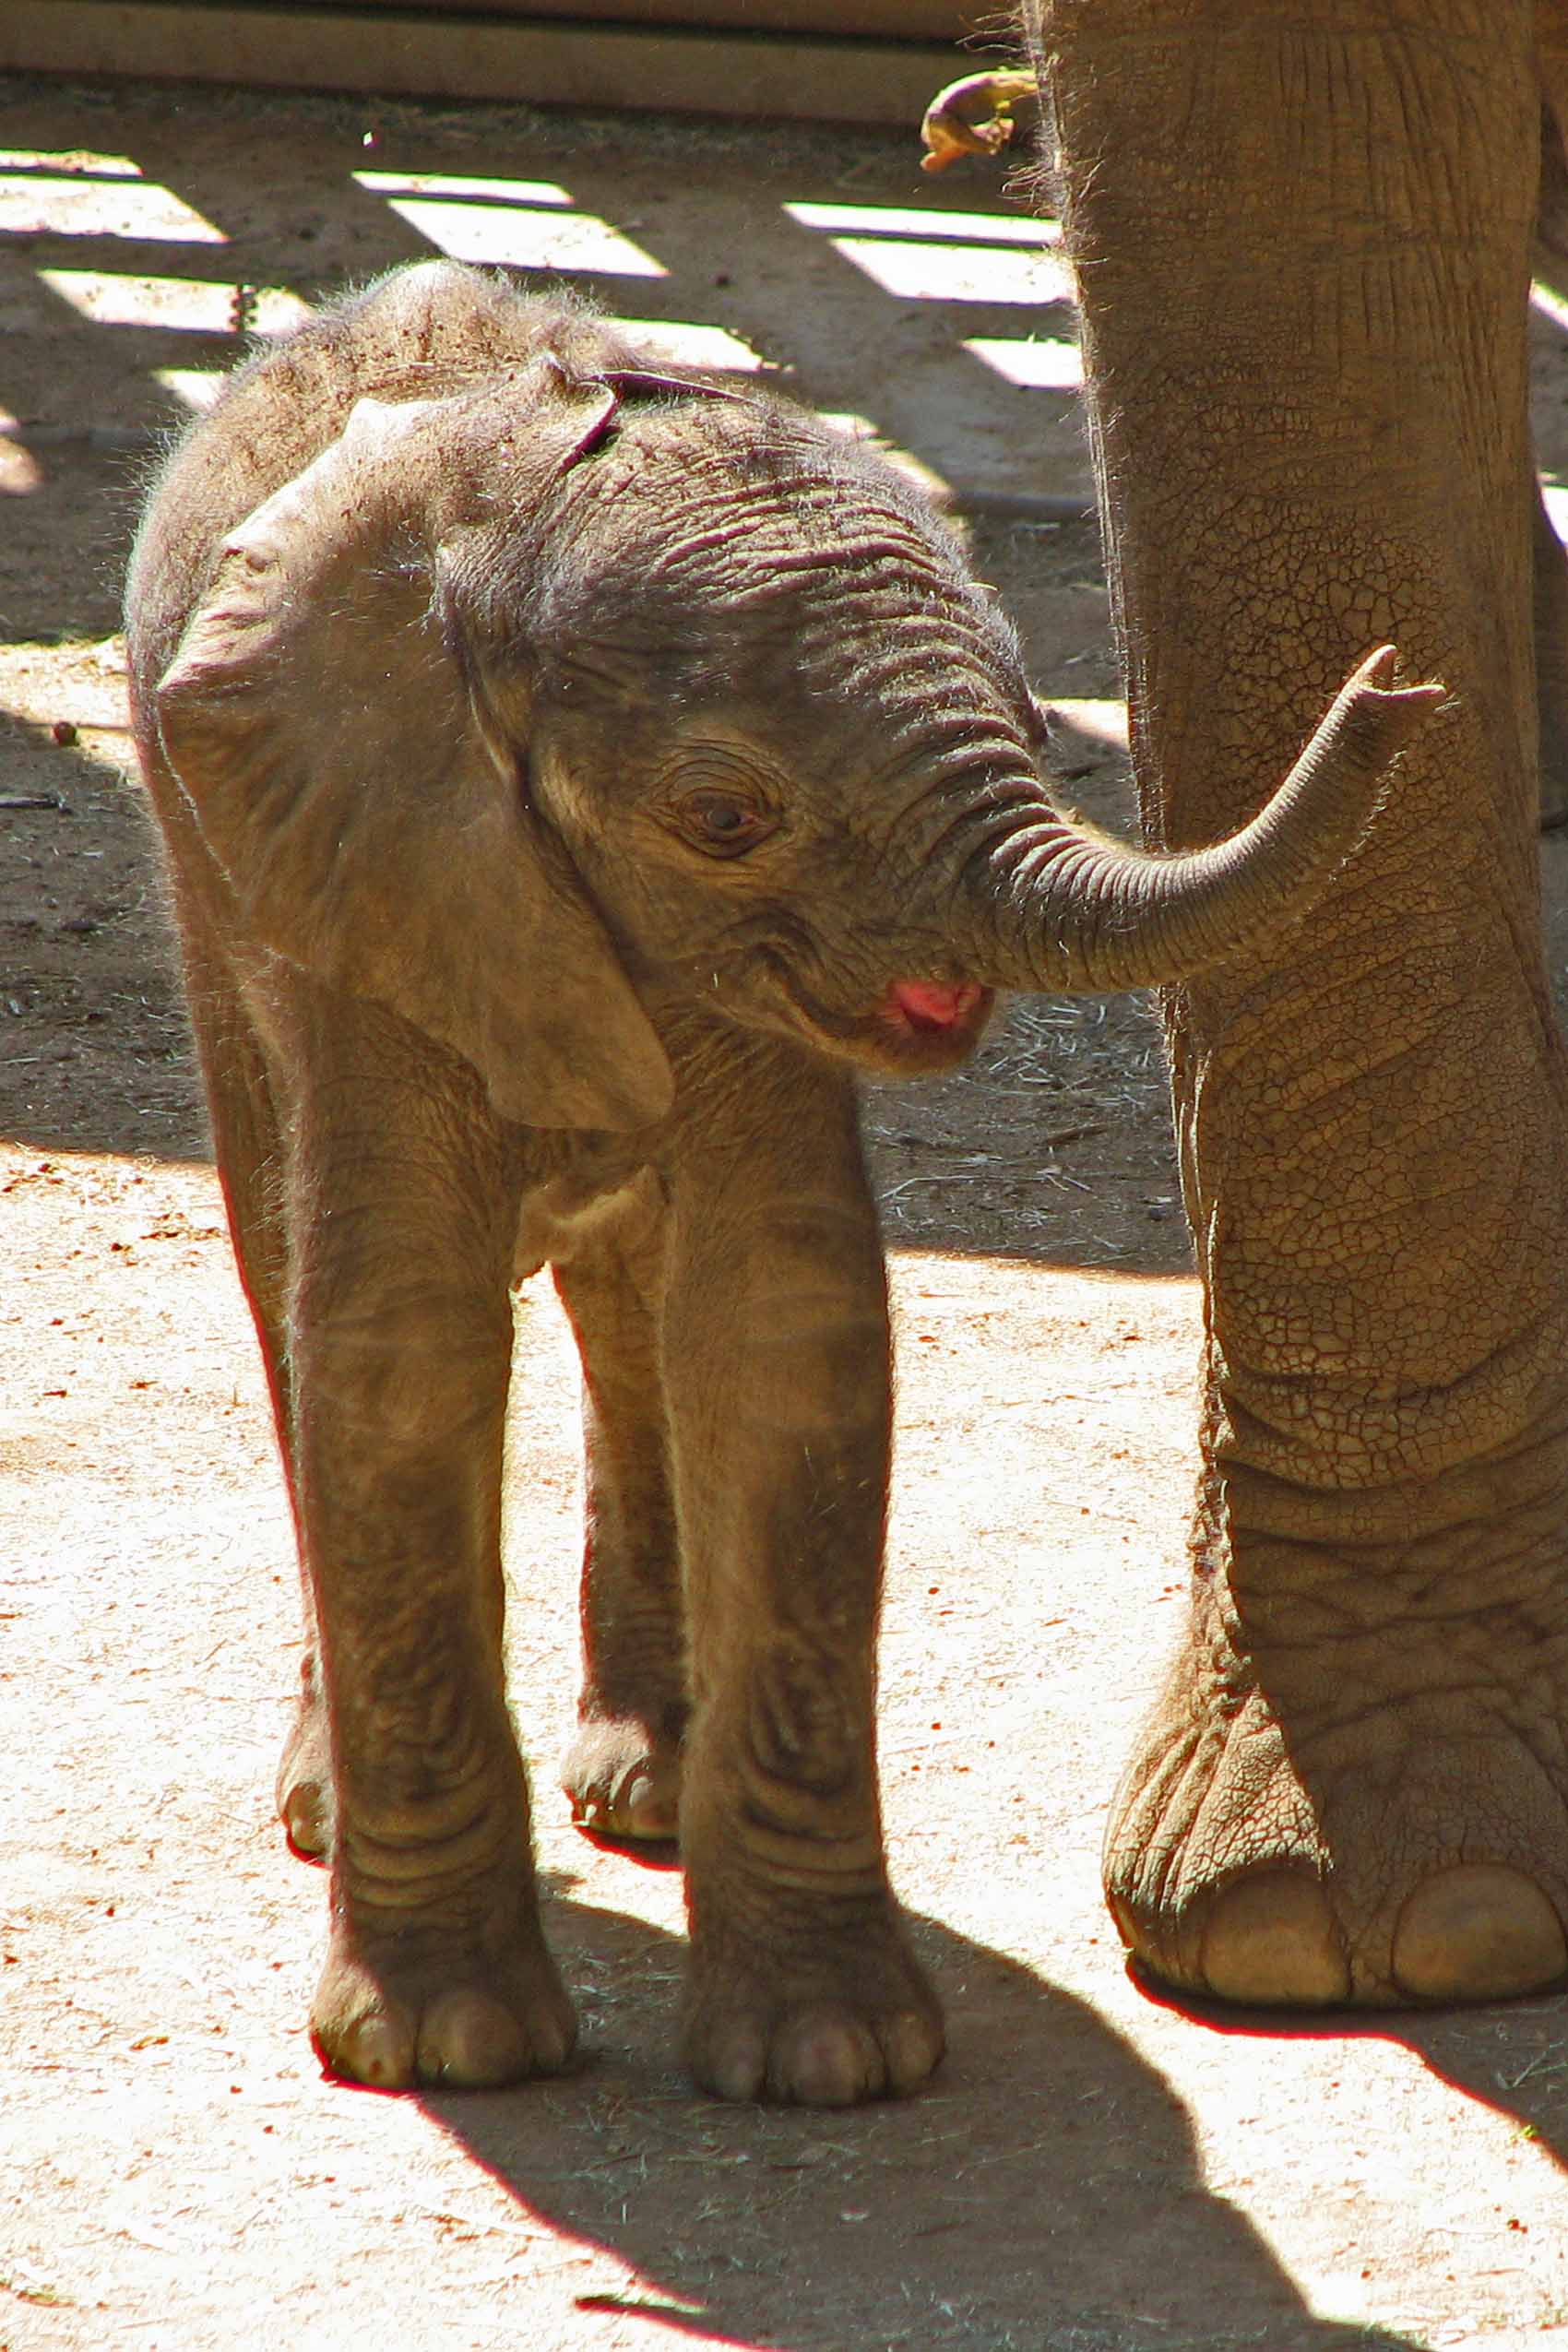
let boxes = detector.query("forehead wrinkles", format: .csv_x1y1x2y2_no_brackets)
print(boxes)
621,446,957,599
582,445,1013,689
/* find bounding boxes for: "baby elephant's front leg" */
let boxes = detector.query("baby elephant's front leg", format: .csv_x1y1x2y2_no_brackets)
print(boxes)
279,1003,576,2091
662,1092,943,2106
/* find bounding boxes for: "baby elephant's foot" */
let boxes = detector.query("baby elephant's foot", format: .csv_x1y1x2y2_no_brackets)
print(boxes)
313,1877,577,2091
683,1911,944,2107
561,1716,683,1842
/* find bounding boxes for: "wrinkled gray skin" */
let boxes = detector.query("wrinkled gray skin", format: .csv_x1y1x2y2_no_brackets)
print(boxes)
125,260,1435,2105
1023,0,1568,2013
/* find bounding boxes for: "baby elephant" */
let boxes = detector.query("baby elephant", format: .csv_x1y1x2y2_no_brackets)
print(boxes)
126,259,1436,2106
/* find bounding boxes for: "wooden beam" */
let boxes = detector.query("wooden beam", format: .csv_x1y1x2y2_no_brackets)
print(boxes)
0,4,974,128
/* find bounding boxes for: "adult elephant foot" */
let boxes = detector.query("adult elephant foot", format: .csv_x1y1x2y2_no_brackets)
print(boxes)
312,1869,578,2090
560,1715,683,1842
1102,1561,1568,2006
682,1907,944,2105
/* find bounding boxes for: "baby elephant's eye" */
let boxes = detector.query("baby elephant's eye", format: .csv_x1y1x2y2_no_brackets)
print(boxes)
677,790,777,858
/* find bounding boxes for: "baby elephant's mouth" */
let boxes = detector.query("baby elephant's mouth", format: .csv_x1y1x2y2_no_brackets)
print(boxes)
859,977,995,1072
763,967,993,1075
882,979,992,1037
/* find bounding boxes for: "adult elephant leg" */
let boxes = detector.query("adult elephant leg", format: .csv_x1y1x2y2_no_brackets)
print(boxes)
1031,0,1568,2003
260,970,576,2087
659,1035,942,2103
552,1176,689,1841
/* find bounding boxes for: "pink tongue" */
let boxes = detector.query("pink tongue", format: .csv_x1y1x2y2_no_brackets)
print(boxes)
890,980,982,1028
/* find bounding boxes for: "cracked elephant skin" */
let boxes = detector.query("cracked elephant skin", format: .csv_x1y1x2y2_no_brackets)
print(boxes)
125,259,1433,2101
1023,0,1568,2008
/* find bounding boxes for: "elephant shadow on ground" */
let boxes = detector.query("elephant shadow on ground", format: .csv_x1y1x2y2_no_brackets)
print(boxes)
416,1883,1420,2352
1415,2007,1568,2163
1136,1966,1568,2196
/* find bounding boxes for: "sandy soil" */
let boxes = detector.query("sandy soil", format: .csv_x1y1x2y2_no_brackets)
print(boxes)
6,69,1568,2352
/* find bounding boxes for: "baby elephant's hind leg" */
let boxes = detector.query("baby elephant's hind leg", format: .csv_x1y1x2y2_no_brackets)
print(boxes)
162,898,331,1862
553,1182,688,1843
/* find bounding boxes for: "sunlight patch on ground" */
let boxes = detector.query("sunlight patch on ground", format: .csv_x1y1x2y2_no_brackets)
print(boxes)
37,270,311,335
783,197,1071,306
783,200,1060,248
0,430,44,493
0,170,224,244
353,168,577,208
789,230,1068,306
964,335,1083,389
352,169,665,278
152,368,225,411
0,147,141,174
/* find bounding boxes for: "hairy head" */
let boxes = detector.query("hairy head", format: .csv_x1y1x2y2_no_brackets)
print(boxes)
444,386,1034,750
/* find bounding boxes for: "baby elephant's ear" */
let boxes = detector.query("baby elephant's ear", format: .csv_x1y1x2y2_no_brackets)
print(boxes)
154,382,671,1131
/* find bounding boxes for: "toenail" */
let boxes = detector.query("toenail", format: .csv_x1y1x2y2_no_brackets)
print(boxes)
1198,1871,1350,2004
1391,1864,1568,2001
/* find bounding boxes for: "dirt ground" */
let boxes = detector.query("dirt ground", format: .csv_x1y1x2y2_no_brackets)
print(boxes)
8,65,1568,2352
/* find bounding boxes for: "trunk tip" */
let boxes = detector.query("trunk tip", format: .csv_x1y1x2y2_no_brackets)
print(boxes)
1348,641,1446,712
1337,645,1447,764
